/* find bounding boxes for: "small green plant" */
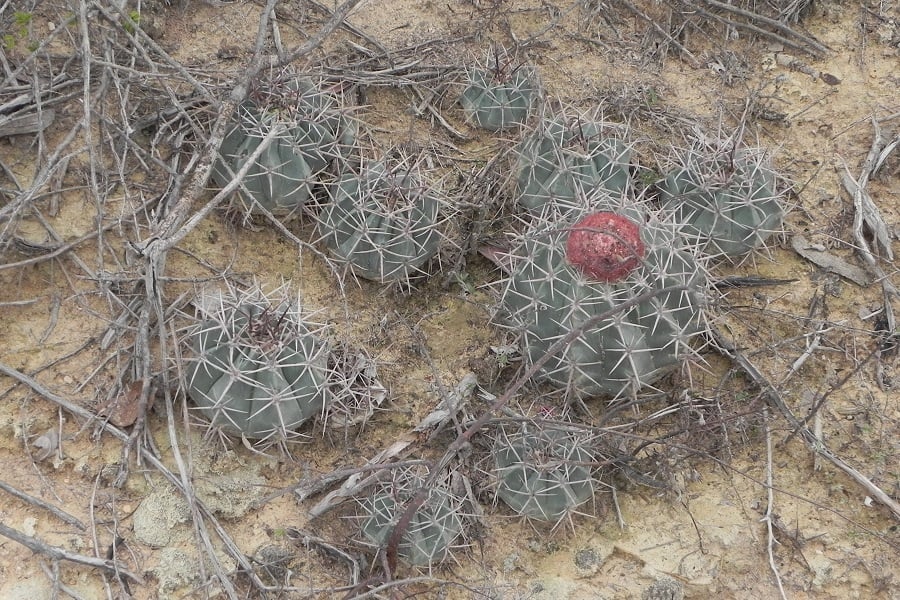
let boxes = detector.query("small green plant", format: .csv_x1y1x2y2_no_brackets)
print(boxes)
358,466,466,568
515,111,632,213
122,10,141,34
657,138,786,260
14,11,32,27
492,422,597,527
4,11,33,51
183,283,331,448
460,49,538,131
210,74,356,215
498,191,708,399
316,156,451,284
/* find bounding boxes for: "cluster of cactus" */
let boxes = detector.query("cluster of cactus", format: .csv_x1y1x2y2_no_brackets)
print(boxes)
491,422,597,525
316,157,449,284
210,74,356,215
460,50,538,131
358,466,466,567
498,193,708,399
514,113,632,213
183,283,332,446
656,140,785,260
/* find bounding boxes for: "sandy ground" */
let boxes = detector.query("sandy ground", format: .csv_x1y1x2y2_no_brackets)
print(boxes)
0,0,898,598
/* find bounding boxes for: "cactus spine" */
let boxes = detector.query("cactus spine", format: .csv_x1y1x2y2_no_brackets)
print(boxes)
317,157,448,284
460,51,538,131
499,195,707,399
211,76,356,215
359,467,466,567
183,284,330,445
515,113,632,212
492,423,596,524
657,142,785,259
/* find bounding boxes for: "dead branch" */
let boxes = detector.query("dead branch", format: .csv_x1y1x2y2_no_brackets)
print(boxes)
839,116,899,332
0,522,142,584
622,0,701,67
687,0,829,55
790,234,872,287
0,360,268,596
761,408,788,600
0,480,86,530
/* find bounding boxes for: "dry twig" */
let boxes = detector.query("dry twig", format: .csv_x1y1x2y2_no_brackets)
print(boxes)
0,522,141,584
761,408,788,600
0,480,86,531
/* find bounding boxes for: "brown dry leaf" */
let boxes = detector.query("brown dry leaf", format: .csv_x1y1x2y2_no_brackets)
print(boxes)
101,381,144,428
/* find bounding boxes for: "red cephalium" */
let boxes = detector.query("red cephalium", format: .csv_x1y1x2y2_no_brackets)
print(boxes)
565,212,645,282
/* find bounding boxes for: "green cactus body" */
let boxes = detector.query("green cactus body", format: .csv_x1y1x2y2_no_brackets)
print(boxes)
211,77,355,214
658,148,784,259
493,426,595,522
515,116,631,212
460,65,537,131
360,469,464,567
500,199,706,398
185,287,330,442
317,159,445,284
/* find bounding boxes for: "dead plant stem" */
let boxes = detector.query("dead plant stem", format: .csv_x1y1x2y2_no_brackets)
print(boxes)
0,480,86,530
0,522,141,584
762,407,788,600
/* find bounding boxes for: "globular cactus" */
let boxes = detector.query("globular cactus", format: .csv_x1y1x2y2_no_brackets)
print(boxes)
210,75,356,215
183,283,331,446
358,467,466,568
460,50,538,131
515,113,632,213
492,423,597,526
656,141,785,259
316,157,450,284
498,193,707,399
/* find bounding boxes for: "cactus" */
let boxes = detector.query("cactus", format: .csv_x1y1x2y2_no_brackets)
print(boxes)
210,75,356,215
498,193,707,399
492,423,597,524
183,284,331,445
657,142,785,259
515,113,632,212
316,157,449,284
359,467,466,567
460,51,538,131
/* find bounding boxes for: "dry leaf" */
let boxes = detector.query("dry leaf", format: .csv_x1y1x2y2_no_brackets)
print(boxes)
101,381,144,428
33,429,59,461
